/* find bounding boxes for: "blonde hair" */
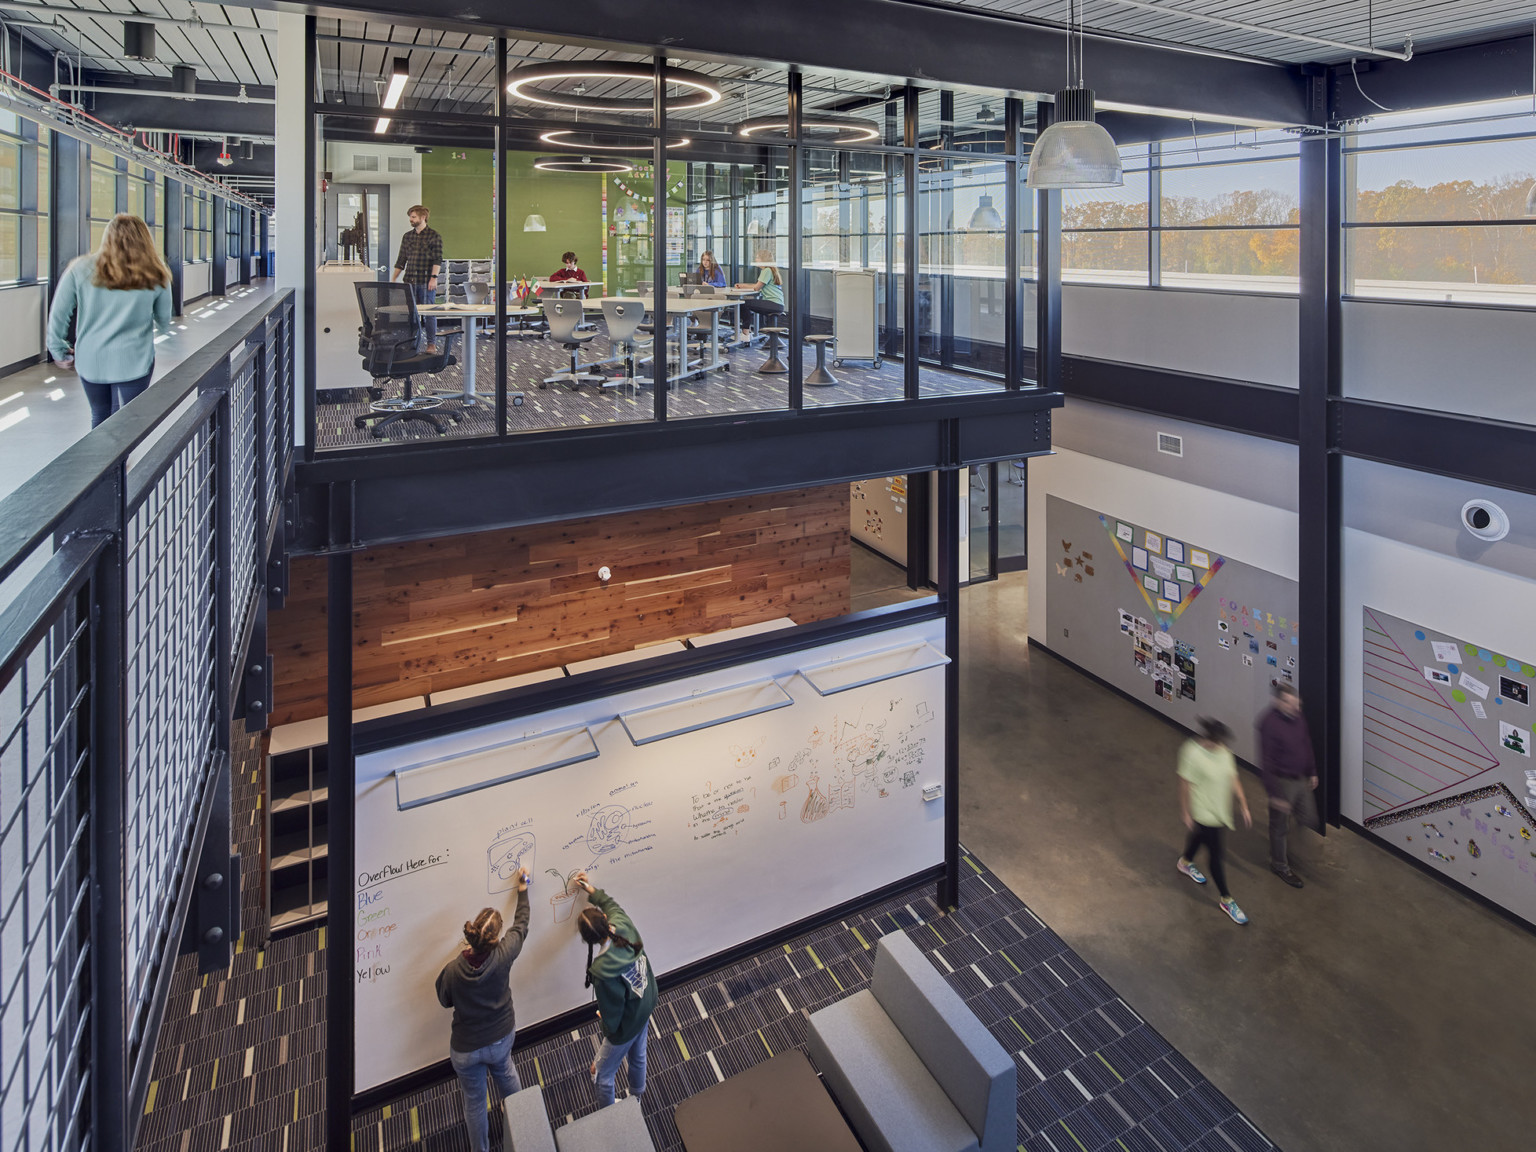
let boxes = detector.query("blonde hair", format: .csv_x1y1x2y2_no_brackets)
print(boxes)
755,254,782,286
94,214,171,291
463,907,502,953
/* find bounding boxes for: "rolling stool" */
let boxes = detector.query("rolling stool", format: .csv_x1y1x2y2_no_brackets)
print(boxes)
758,327,789,374
804,334,838,385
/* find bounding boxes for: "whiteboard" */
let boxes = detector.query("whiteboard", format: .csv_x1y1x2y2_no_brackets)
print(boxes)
352,620,948,1095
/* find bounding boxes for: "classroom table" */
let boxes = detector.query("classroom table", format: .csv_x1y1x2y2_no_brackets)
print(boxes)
672,1050,863,1152
410,302,541,403
583,296,743,385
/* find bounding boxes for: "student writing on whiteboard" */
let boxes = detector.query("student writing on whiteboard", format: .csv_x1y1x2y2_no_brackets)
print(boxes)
571,870,658,1108
434,867,531,1152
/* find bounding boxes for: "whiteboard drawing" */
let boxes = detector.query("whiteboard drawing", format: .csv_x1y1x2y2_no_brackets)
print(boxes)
771,773,799,794
587,805,631,857
545,868,582,923
801,774,830,823
487,831,535,894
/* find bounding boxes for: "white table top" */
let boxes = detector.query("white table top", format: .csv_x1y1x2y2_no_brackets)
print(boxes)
687,617,798,648
535,279,591,292
565,640,689,676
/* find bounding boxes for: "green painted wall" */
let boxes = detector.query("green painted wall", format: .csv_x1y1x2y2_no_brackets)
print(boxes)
419,148,494,259
505,150,605,287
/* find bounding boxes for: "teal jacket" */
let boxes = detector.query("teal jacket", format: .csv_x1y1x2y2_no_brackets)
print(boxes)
586,889,657,1045
47,255,172,384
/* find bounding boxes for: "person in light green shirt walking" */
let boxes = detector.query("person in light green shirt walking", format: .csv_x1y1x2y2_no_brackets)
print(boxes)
47,214,172,428
1176,717,1253,924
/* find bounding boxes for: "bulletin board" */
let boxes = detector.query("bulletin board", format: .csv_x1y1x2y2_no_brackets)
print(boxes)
850,477,909,566
1360,607,1536,926
1044,495,1300,765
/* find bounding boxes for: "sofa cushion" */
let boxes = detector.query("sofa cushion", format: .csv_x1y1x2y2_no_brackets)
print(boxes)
871,931,1016,1152
503,1085,557,1152
554,1096,655,1152
807,988,979,1152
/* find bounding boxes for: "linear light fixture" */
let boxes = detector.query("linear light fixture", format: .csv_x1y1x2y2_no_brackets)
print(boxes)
374,117,390,134
539,130,690,150
382,57,409,110
506,61,721,113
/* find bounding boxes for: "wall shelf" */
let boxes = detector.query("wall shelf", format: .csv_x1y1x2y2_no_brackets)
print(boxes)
393,724,600,810
618,678,794,745
797,642,950,696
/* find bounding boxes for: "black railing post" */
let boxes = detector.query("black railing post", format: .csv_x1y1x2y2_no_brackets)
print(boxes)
936,460,962,909
495,37,509,437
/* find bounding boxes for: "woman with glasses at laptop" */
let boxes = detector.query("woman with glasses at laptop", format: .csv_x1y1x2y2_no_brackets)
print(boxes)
696,250,727,288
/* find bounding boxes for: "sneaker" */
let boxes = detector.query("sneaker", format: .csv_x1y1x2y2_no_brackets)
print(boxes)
1220,897,1249,925
1177,858,1207,885
1271,864,1304,888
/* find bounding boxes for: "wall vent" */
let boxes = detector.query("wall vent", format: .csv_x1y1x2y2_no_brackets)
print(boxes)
1156,432,1184,457
387,156,413,173
353,155,379,172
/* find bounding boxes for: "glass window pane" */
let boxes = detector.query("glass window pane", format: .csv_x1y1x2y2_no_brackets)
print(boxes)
917,88,1007,155
1062,159,1148,229
917,156,1007,397
1160,228,1299,290
38,213,49,280
1160,158,1299,227
801,72,904,146
0,215,18,282
1062,231,1149,285
0,140,19,209
1351,137,1536,223
90,160,116,219
1346,224,1536,305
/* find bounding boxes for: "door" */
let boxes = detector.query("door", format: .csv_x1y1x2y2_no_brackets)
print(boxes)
323,182,390,274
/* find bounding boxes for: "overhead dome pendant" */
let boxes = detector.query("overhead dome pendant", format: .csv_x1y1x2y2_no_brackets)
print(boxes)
1027,0,1123,189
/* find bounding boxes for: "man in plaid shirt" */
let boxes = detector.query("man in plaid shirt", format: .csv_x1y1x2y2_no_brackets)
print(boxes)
391,204,443,350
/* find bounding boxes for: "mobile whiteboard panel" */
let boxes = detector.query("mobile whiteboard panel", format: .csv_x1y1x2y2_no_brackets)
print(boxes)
353,619,947,1095
833,270,878,364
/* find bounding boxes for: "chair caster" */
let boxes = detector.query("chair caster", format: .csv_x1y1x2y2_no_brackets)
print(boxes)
367,386,384,401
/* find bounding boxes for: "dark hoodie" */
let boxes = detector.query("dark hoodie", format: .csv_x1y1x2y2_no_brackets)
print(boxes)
435,889,530,1052
586,889,657,1046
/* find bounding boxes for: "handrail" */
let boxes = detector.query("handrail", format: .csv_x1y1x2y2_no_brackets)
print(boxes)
0,289,295,587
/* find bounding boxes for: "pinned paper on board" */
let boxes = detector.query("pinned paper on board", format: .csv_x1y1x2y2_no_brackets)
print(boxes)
1156,598,1173,613
1500,721,1529,757
1499,677,1529,706
1116,522,1134,542
1175,566,1195,584
1144,532,1162,554
1163,580,1182,602
1471,700,1488,719
1431,641,1460,663
1151,556,1175,581
1424,667,1452,685
1165,540,1185,564
1459,672,1490,700
1132,547,1148,570
1143,575,1159,593
1189,549,1210,569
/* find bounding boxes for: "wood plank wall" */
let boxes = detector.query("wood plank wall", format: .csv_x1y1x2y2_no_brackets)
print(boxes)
269,486,851,725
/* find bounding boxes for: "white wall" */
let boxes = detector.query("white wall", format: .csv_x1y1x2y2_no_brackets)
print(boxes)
1060,284,1298,388
1342,299,1536,426
276,11,309,447
324,142,424,267
181,262,212,303
0,284,45,363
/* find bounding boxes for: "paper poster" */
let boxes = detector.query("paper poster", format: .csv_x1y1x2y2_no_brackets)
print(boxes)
1144,532,1162,555
1424,667,1452,685
1132,547,1148,570
1459,671,1490,699
1163,580,1182,602
1165,540,1185,564
1118,610,1133,633
1431,641,1460,663
1500,677,1530,706
1500,721,1529,757
1189,549,1210,570
1156,598,1172,613
1242,654,1253,666
1151,556,1175,580
1154,630,1174,650
1175,566,1195,584
1116,523,1133,542
1471,700,1487,719
1142,575,1159,593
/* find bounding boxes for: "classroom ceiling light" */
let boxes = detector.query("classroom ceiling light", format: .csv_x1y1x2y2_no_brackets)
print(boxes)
1027,0,1123,189
968,194,1003,230
976,104,997,124
506,61,721,113
523,214,547,232
382,57,409,110
374,117,390,134
738,114,880,143
538,130,691,150
533,155,634,173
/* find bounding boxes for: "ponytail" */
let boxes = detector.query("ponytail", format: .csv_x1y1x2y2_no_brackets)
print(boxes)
578,906,644,988
463,907,502,954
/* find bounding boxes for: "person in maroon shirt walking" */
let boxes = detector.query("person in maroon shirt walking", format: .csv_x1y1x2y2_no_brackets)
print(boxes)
1258,682,1319,887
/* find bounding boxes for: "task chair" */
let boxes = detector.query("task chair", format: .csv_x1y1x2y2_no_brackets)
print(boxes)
541,298,606,390
353,281,460,438
600,298,654,396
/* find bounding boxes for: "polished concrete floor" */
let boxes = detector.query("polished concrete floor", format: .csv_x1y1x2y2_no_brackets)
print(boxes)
958,570,1533,1152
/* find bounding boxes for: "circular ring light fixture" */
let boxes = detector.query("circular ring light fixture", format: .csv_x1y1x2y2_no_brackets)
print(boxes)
532,155,634,173
506,61,721,113
538,130,691,150
738,114,880,144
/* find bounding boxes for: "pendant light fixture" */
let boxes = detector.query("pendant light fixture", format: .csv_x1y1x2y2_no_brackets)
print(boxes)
1027,0,1123,189
1525,182,1536,216
968,194,1003,230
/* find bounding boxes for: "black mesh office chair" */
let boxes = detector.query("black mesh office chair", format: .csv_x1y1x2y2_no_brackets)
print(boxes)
354,282,459,438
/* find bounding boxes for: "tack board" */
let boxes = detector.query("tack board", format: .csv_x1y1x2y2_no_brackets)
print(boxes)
1044,495,1300,766
1360,607,1536,926
353,620,947,1095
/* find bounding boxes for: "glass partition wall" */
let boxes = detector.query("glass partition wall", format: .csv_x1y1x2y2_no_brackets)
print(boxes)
308,19,1046,452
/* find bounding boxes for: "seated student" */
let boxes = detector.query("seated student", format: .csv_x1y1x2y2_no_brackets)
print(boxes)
545,251,589,296
736,255,785,339
697,250,727,288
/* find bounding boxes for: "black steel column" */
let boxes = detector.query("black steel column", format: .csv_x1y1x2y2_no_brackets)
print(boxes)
302,13,318,461
48,134,84,304
936,463,962,908
1003,98,1021,391
495,37,509,436
652,55,668,422
1033,102,1061,393
212,197,228,296
1298,86,1343,827
787,70,803,410
324,550,355,1148
906,471,931,591
903,87,919,401
164,178,184,316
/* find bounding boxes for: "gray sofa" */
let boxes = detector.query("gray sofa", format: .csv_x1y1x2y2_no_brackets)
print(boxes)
502,1085,656,1152
806,930,1016,1152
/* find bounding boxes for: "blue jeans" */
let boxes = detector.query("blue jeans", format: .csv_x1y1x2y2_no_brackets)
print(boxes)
80,367,153,428
592,1024,648,1108
450,1030,521,1152
410,281,438,342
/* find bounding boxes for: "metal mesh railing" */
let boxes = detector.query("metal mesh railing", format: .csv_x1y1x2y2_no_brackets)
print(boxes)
229,346,261,665
262,314,284,524
0,591,93,1152
122,418,221,1035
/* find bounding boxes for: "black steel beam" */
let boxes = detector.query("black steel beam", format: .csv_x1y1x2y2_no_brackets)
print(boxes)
935,465,961,909
1331,32,1535,122
248,0,1310,125
1334,399,1536,499
291,392,1061,550
1060,355,1299,442
85,88,276,139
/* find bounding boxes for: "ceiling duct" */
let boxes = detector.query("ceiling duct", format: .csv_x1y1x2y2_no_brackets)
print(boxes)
122,21,156,62
172,64,197,97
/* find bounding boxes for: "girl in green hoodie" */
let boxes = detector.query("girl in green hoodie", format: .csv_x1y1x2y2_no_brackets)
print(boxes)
571,870,657,1107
